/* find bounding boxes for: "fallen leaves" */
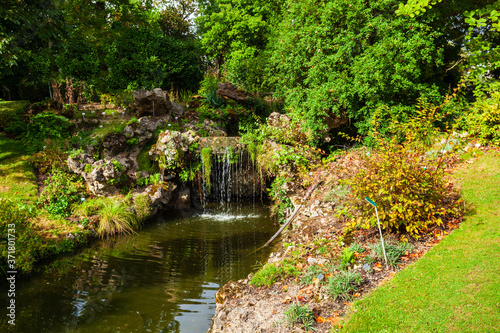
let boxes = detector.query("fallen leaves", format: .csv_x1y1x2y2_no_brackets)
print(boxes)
315,314,340,325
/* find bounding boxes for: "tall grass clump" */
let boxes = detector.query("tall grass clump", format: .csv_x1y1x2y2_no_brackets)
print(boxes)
73,197,139,236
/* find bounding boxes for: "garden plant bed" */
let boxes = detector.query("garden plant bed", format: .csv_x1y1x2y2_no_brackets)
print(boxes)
209,146,487,333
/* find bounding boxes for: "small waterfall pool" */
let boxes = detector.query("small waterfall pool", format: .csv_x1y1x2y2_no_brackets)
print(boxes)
0,203,276,333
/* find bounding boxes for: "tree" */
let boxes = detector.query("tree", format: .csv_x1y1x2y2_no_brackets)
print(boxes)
265,0,470,142
198,0,283,90
397,1,500,85
0,0,64,99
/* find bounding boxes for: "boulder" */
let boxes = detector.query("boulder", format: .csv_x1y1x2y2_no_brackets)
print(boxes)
133,88,172,117
185,118,227,137
170,101,186,116
216,82,252,102
267,112,292,128
68,154,127,196
149,130,200,171
123,117,164,145
146,182,177,207
102,133,128,157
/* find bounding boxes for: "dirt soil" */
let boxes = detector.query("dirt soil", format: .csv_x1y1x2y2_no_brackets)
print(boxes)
207,147,481,333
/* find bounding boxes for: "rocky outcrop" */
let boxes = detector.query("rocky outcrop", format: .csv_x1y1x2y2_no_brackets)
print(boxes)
123,117,164,145
133,88,185,117
104,117,165,169
149,129,199,172
68,154,129,196
217,82,252,102
267,112,292,128
185,118,227,137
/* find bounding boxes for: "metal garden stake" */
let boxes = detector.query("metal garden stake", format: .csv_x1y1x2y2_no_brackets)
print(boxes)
366,197,388,269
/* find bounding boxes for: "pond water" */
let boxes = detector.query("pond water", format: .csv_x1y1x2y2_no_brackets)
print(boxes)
1,204,276,333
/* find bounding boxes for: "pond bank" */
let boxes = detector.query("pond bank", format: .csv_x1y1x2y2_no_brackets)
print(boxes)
208,147,488,332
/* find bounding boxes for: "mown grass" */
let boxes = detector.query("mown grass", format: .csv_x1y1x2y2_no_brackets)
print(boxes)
340,150,500,333
0,135,38,202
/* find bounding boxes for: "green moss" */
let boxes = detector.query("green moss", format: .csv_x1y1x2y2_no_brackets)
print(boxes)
137,142,158,173
201,147,212,192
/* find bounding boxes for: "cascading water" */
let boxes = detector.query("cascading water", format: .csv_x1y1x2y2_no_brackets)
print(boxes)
199,144,261,218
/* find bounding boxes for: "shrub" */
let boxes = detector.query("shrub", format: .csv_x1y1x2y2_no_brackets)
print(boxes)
39,169,85,217
268,176,294,224
74,197,140,236
283,303,316,331
198,73,224,108
28,139,69,173
327,270,363,301
459,82,500,145
23,111,71,153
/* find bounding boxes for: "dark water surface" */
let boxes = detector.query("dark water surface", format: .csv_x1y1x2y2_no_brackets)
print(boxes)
1,204,275,332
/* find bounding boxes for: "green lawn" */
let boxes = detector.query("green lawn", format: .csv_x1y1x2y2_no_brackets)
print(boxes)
340,150,500,333
0,135,38,202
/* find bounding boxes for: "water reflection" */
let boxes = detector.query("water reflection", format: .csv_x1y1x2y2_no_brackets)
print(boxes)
0,204,275,333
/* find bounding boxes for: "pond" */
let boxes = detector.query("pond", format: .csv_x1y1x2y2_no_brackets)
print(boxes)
0,203,276,332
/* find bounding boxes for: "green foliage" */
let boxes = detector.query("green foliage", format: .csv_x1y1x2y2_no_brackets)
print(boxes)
39,169,85,217
198,0,282,91
56,37,99,82
23,112,71,153
105,27,202,91
458,82,500,145
96,198,139,236
73,196,140,236
133,194,152,222
301,264,325,285
126,137,139,145
369,241,414,268
283,303,316,331
345,143,452,236
100,91,134,109
91,121,126,140
266,0,462,141
339,247,356,269
28,139,68,174
199,73,224,108
344,104,462,237
250,260,300,287
327,270,363,301
268,176,294,224
0,199,39,273
149,173,162,186
396,0,443,17
349,242,365,254
127,117,139,126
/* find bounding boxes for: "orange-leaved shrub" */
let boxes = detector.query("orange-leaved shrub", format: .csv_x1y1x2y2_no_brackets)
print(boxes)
343,104,462,237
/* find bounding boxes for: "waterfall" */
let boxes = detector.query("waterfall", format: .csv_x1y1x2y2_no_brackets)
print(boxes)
199,144,259,214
